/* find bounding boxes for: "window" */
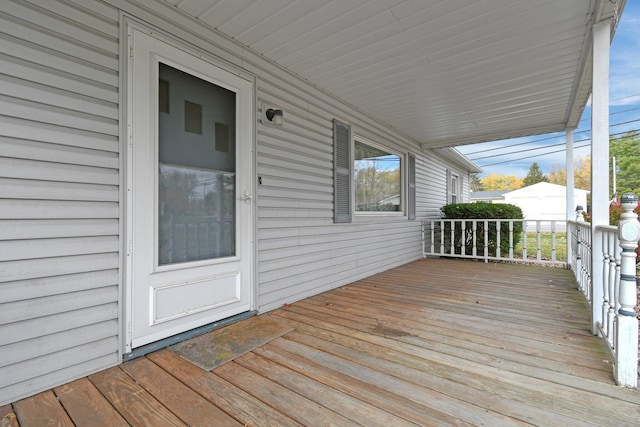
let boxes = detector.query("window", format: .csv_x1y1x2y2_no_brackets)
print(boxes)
333,120,415,222
447,169,460,204
451,174,459,203
354,139,402,213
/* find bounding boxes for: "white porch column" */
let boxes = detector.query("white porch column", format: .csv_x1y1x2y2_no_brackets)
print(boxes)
566,129,574,261
590,19,611,334
566,129,575,219
615,193,639,387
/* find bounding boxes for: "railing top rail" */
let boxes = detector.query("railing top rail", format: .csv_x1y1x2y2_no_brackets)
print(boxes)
568,220,592,228
595,224,618,232
423,218,562,222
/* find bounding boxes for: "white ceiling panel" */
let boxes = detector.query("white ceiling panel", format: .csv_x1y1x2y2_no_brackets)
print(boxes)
167,0,624,148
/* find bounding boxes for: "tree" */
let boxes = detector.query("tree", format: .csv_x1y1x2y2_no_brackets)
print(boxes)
522,162,548,187
480,174,523,191
470,173,484,192
548,156,591,190
354,165,400,210
548,164,566,186
610,131,640,198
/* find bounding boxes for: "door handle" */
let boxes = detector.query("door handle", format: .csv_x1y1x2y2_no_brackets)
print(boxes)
240,191,252,204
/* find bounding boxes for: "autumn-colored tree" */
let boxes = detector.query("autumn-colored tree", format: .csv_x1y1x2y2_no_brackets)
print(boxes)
548,165,566,186
548,156,591,190
480,174,523,191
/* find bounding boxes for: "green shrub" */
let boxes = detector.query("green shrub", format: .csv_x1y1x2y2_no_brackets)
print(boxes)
440,202,524,256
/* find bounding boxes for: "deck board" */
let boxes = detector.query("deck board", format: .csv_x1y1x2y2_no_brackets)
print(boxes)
53,378,128,427
5,259,640,426
214,361,358,426
119,357,241,426
148,350,303,426
89,367,186,426
0,404,19,427
12,391,74,427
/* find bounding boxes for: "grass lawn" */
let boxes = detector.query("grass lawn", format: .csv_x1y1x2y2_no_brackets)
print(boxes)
514,232,567,262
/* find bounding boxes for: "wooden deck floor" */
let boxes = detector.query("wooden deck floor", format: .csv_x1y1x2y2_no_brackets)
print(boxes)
3,259,640,426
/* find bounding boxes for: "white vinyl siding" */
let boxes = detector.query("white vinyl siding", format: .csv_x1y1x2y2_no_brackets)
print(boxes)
255,96,424,310
0,0,475,405
0,0,120,405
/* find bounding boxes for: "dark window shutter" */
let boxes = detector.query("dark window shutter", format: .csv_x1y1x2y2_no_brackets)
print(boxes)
333,119,352,223
407,153,416,220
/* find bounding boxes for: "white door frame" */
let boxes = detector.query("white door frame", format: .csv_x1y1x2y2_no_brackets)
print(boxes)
122,19,256,354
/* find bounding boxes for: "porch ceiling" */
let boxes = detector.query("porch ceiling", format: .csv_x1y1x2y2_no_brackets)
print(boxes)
163,0,623,148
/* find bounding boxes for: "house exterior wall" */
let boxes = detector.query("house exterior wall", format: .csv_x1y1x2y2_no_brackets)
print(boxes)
0,0,473,404
0,0,122,405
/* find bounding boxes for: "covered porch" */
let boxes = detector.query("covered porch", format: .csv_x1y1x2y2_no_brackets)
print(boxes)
4,259,638,426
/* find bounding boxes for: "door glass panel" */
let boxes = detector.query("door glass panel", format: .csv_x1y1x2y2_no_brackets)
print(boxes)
158,63,236,265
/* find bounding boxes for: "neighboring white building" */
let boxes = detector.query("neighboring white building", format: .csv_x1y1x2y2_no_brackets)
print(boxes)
471,183,590,230
503,182,589,223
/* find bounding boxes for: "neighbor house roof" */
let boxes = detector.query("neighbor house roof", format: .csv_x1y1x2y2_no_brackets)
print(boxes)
505,182,591,198
470,190,510,201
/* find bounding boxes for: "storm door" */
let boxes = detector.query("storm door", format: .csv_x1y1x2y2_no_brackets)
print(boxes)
128,29,253,348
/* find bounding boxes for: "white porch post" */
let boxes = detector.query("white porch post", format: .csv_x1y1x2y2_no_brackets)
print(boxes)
566,129,574,262
615,193,639,387
590,19,611,335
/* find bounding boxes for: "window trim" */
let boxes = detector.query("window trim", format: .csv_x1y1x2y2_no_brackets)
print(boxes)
447,169,460,204
451,173,459,204
353,135,405,217
407,152,416,220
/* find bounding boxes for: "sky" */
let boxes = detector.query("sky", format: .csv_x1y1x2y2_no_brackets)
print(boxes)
457,1,640,178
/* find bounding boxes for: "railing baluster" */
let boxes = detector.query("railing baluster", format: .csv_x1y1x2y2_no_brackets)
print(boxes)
483,220,489,262
600,229,611,342
536,221,542,261
450,220,455,255
496,220,501,259
613,234,621,353
471,219,478,257
522,222,527,261
429,220,435,254
607,231,617,344
551,221,556,262
509,220,514,260
575,222,582,290
461,220,466,256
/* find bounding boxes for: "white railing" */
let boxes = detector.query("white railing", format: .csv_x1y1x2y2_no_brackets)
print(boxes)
596,225,620,351
568,220,592,302
422,218,565,265
567,194,639,387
